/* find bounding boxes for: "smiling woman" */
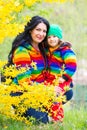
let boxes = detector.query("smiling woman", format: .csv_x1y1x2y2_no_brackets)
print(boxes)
3,15,50,124
7,16,49,68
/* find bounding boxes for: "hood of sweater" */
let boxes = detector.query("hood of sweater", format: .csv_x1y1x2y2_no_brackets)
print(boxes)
59,42,72,49
48,42,72,53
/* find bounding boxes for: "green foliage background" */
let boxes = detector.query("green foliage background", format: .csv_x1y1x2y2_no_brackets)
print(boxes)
0,0,87,60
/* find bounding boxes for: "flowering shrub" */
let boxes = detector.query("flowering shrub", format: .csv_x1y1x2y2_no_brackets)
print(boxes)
0,0,74,43
0,61,69,124
0,0,41,43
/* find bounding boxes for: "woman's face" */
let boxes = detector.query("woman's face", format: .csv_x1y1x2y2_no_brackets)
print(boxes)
30,22,47,44
47,36,60,48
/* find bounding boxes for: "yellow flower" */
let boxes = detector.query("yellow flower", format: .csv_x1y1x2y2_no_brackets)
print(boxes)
30,61,37,70
0,60,66,124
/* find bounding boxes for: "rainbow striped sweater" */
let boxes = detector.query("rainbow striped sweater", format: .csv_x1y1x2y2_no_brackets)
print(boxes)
46,42,77,82
12,41,46,84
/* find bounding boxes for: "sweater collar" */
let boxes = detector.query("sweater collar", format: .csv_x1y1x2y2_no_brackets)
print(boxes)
20,40,38,52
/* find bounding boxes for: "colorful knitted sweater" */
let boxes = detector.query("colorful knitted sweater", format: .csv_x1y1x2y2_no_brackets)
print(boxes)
46,42,77,83
12,41,47,84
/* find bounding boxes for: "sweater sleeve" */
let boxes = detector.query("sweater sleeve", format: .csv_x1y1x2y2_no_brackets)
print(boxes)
13,46,31,67
12,69,32,85
61,47,77,80
12,46,32,85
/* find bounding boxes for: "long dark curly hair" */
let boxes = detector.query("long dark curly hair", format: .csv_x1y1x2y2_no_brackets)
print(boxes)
7,15,50,67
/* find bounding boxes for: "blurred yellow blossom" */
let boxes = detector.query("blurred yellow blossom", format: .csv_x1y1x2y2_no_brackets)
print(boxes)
30,61,37,70
0,0,74,44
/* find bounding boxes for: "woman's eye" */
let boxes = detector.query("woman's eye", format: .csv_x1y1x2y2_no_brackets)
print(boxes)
36,28,41,31
43,30,47,33
36,28,47,33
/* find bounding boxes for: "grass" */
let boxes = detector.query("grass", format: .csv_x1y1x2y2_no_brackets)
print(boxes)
63,105,87,130
0,103,87,130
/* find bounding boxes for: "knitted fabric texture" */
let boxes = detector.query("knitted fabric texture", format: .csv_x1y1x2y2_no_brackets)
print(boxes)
12,42,47,84
46,43,77,82
47,24,63,39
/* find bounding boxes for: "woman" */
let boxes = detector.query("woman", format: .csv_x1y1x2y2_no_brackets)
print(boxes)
8,15,49,84
9,15,50,123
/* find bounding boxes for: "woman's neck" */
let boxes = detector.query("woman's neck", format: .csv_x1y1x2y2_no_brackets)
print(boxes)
31,42,40,51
